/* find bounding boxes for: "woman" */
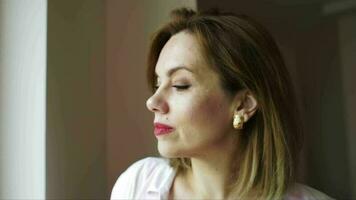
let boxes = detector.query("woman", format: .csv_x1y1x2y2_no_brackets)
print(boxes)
111,7,333,200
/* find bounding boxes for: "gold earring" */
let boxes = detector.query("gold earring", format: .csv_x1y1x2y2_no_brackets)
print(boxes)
233,113,244,129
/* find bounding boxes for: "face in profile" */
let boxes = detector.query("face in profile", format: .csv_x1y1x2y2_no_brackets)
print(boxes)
146,31,238,158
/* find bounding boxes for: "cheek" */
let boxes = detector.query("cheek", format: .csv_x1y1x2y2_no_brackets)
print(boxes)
186,94,231,132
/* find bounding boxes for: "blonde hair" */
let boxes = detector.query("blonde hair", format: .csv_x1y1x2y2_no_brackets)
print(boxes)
146,8,303,200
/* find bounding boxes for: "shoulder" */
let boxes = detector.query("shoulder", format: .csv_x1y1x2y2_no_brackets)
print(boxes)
110,157,173,199
284,183,335,200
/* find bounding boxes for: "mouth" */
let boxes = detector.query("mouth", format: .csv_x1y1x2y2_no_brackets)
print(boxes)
154,122,174,136
154,127,174,136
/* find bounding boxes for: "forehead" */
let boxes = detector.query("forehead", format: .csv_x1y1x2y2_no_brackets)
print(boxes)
155,31,208,77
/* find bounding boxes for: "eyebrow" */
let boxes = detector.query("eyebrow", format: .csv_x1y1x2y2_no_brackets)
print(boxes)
155,66,194,78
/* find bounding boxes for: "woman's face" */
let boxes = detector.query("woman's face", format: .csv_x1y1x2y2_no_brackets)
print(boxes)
146,31,237,158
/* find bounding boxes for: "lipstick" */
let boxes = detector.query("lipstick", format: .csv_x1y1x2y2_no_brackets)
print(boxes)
154,123,174,136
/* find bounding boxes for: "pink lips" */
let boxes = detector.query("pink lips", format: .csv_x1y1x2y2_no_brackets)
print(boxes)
154,122,174,136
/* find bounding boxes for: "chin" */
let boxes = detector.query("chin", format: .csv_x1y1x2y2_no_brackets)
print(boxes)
157,142,184,158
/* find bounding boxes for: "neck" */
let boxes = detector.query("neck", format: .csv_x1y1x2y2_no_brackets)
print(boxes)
183,134,240,199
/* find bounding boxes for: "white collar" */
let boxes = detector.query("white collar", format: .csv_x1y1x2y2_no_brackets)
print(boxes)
147,166,177,198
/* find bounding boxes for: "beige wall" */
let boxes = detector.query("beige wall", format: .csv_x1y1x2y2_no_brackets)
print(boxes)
47,0,107,199
105,0,197,197
46,0,197,199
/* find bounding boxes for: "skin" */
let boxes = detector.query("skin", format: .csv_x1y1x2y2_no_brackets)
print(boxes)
146,31,258,199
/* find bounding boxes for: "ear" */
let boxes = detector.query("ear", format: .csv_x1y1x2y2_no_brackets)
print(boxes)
233,90,258,122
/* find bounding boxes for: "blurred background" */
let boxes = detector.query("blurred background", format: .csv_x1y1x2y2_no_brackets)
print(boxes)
0,0,355,199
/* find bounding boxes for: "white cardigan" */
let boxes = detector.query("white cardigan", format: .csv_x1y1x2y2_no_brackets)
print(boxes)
110,157,334,200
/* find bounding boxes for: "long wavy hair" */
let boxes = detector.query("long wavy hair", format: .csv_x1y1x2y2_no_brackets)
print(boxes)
146,7,303,200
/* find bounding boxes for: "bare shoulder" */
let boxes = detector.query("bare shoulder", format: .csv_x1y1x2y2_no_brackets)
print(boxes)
284,183,335,200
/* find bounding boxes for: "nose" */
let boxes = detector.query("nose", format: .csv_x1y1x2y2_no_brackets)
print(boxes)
146,92,169,114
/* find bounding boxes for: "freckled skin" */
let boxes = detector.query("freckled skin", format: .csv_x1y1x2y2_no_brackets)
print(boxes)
146,31,237,158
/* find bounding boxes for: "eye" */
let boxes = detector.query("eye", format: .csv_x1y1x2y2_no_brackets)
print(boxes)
173,85,190,91
153,84,191,92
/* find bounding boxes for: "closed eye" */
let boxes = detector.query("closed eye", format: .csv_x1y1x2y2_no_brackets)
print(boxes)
153,85,191,92
173,85,190,90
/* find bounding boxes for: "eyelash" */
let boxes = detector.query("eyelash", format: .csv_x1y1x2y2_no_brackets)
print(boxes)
154,85,190,91
173,85,190,90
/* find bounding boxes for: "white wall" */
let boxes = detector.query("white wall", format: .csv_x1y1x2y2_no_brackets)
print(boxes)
0,0,47,199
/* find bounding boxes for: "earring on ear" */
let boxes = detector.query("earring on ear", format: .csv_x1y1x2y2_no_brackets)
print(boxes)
233,113,245,129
